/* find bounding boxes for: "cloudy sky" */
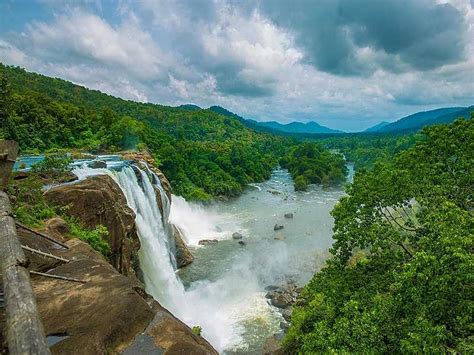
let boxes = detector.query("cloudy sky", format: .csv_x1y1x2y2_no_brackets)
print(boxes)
0,0,473,131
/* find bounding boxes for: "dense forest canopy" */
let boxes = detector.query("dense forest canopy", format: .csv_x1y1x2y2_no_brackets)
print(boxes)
0,64,296,200
284,117,474,353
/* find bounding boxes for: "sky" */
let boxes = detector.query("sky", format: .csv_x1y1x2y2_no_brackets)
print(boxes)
0,0,473,131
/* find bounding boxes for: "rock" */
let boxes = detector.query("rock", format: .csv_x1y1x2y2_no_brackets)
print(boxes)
232,232,243,240
280,321,289,331
21,233,217,355
265,285,279,291
88,160,107,169
44,217,69,240
13,171,29,180
274,224,284,231
171,224,194,268
271,292,293,309
45,175,140,278
281,308,293,322
262,334,284,355
284,213,294,219
121,151,172,201
238,240,246,246
198,239,218,245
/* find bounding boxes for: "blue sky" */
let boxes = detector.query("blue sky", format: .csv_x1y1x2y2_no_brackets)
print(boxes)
1,0,473,131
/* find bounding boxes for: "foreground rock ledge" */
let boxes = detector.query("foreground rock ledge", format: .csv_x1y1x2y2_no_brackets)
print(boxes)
26,236,216,354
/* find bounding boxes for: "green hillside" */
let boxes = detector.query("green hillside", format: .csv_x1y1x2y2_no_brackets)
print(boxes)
0,64,289,200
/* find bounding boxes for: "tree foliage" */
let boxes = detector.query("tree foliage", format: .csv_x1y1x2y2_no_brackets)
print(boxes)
285,118,474,353
281,142,347,190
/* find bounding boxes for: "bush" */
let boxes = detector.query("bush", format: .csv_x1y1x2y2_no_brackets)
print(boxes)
30,153,73,180
68,220,110,256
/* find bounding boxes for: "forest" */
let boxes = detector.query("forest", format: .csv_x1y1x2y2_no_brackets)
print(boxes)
284,117,473,353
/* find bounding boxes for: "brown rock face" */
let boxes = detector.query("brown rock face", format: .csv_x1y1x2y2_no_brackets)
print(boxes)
171,224,194,268
45,175,140,278
20,233,217,355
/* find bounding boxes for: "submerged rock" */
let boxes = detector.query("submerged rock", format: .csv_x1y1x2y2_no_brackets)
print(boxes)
262,333,284,355
284,213,294,219
198,239,218,245
232,232,243,240
88,160,107,169
274,224,284,231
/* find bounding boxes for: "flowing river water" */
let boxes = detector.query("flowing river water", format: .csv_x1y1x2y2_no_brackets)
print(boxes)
15,156,353,353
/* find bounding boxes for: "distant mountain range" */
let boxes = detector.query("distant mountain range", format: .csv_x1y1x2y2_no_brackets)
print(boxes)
364,121,390,132
178,104,473,136
371,106,473,133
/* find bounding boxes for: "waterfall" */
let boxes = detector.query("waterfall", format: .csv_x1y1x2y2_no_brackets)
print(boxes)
73,163,187,316
72,160,245,351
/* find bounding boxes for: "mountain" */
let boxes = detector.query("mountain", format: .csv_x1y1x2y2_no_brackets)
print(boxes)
177,104,202,111
208,106,342,135
253,120,343,134
378,107,471,133
364,121,390,132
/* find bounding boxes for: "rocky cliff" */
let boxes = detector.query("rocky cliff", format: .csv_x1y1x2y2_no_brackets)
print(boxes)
44,175,141,279
16,224,216,354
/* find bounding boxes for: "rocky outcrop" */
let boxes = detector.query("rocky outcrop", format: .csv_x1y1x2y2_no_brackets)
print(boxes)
121,151,172,201
17,228,216,354
171,224,194,268
44,175,140,278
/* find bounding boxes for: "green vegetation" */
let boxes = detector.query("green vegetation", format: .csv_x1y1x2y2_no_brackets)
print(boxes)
0,64,288,200
284,118,473,353
7,155,110,256
281,143,347,190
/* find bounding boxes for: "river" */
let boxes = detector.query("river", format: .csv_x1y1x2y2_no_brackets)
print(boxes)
15,155,353,353
170,167,353,353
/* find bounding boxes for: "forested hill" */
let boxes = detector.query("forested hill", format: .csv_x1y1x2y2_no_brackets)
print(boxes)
0,63,294,200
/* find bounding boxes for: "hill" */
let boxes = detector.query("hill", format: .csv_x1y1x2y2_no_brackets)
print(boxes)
378,107,470,133
364,121,390,132
0,63,289,200
208,105,342,134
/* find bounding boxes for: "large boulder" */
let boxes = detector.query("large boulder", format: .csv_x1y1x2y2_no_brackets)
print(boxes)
171,224,194,268
23,234,217,354
45,175,140,278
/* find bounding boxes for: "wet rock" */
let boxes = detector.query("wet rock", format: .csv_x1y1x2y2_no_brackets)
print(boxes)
238,240,246,246
171,224,194,268
88,160,107,169
265,285,279,291
284,213,294,219
263,334,284,355
281,308,293,322
198,239,218,245
271,292,293,309
280,321,290,331
274,224,284,231
232,232,243,240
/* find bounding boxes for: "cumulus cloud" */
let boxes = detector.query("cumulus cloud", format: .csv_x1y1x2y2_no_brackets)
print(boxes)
0,0,472,131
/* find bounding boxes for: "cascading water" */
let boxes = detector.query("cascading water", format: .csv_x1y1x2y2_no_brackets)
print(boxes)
73,163,187,316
